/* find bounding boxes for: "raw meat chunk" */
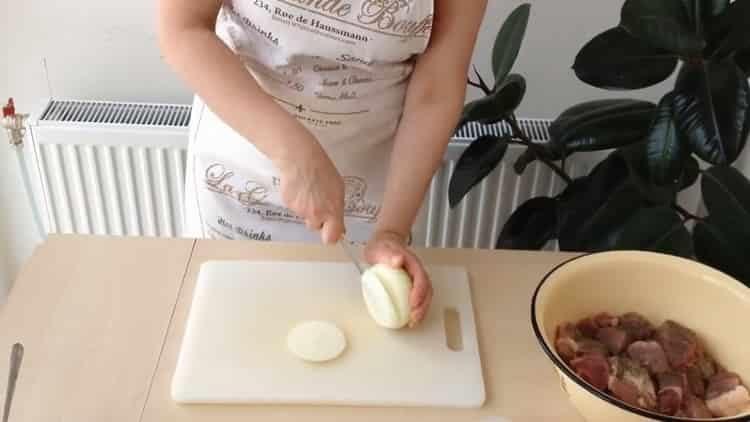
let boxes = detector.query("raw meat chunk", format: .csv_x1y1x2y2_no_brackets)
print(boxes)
608,357,657,410
554,313,749,419
685,365,706,398
706,372,742,400
555,323,580,362
657,372,687,416
594,312,619,328
619,312,654,341
655,321,699,370
597,327,631,355
627,341,669,374
577,339,609,358
706,372,750,417
576,317,599,339
610,376,642,408
555,323,608,362
697,348,717,380
680,394,714,418
706,385,750,417
571,353,610,391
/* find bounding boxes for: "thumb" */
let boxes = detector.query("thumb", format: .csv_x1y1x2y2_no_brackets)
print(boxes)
389,254,405,268
321,214,346,245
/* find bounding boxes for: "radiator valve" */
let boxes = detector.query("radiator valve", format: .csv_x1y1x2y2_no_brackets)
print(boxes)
2,98,29,146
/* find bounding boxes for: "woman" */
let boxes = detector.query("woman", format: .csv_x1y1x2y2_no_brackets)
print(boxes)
157,0,487,326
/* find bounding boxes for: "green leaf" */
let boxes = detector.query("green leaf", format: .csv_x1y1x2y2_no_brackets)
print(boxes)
550,99,657,153
708,0,750,58
458,74,527,126
512,144,565,175
613,206,693,257
496,197,558,250
573,27,679,90
680,0,729,34
620,143,682,204
672,60,750,165
646,93,685,185
576,186,649,252
620,0,706,55
492,3,531,88
693,219,750,285
701,165,750,241
494,74,527,113
680,155,700,190
557,153,634,251
705,0,729,19
680,0,697,28
449,135,510,208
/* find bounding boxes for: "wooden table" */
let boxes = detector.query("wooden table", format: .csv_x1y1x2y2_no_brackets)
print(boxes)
0,235,584,421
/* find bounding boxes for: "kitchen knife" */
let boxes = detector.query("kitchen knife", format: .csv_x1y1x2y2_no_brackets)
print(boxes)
339,238,365,275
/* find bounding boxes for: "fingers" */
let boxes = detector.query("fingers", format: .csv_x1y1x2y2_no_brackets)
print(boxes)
320,215,345,245
399,252,432,327
403,253,431,309
305,216,324,231
409,285,433,328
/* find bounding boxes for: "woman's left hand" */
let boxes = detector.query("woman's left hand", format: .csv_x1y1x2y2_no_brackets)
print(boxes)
364,231,433,327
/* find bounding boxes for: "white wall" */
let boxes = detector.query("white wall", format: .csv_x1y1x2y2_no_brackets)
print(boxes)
2,0,12,301
470,1,670,115
0,0,746,295
2,0,190,298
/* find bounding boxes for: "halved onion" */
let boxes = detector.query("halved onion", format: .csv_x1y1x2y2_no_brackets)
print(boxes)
361,264,413,329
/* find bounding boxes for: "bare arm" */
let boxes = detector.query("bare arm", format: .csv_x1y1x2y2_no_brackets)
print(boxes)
157,0,345,242
156,0,319,167
375,0,488,240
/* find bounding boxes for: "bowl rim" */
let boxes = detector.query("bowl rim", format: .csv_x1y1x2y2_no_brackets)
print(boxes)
530,250,750,422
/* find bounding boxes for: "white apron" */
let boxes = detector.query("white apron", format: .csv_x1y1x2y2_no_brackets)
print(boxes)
184,0,434,243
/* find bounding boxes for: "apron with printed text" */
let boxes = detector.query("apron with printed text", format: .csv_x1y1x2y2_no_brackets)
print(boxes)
184,0,434,243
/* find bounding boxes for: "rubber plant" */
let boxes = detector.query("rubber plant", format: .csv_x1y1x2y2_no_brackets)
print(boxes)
450,1,750,286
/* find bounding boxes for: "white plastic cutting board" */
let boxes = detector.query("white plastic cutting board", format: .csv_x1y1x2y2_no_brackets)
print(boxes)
171,260,485,408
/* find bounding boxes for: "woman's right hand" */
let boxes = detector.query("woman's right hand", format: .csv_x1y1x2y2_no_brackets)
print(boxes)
278,141,345,244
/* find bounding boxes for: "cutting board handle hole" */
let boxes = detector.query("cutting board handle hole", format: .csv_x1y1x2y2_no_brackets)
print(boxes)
443,308,464,352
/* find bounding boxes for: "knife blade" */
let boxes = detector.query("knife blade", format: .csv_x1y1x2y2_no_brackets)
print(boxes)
339,238,365,275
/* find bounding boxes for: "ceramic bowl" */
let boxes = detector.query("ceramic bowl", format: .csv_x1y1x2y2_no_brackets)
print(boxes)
531,251,750,421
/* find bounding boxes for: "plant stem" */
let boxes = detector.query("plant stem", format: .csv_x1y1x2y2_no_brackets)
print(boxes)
672,203,703,221
506,114,573,184
467,78,487,93
472,65,492,94
466,78,492,95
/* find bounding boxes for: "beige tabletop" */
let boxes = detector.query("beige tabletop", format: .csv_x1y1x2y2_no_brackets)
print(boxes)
0,235,584,421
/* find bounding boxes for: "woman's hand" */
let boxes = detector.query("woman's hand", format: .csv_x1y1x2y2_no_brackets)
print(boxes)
278,140,346,244
365,231,433,327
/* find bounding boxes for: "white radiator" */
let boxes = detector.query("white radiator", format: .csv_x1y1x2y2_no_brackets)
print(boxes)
27,99,592,249
29,100,190,238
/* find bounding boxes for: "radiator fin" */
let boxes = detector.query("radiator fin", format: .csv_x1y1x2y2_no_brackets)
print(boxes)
39,100,191,127
37,143,186,238
454,119,551,142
